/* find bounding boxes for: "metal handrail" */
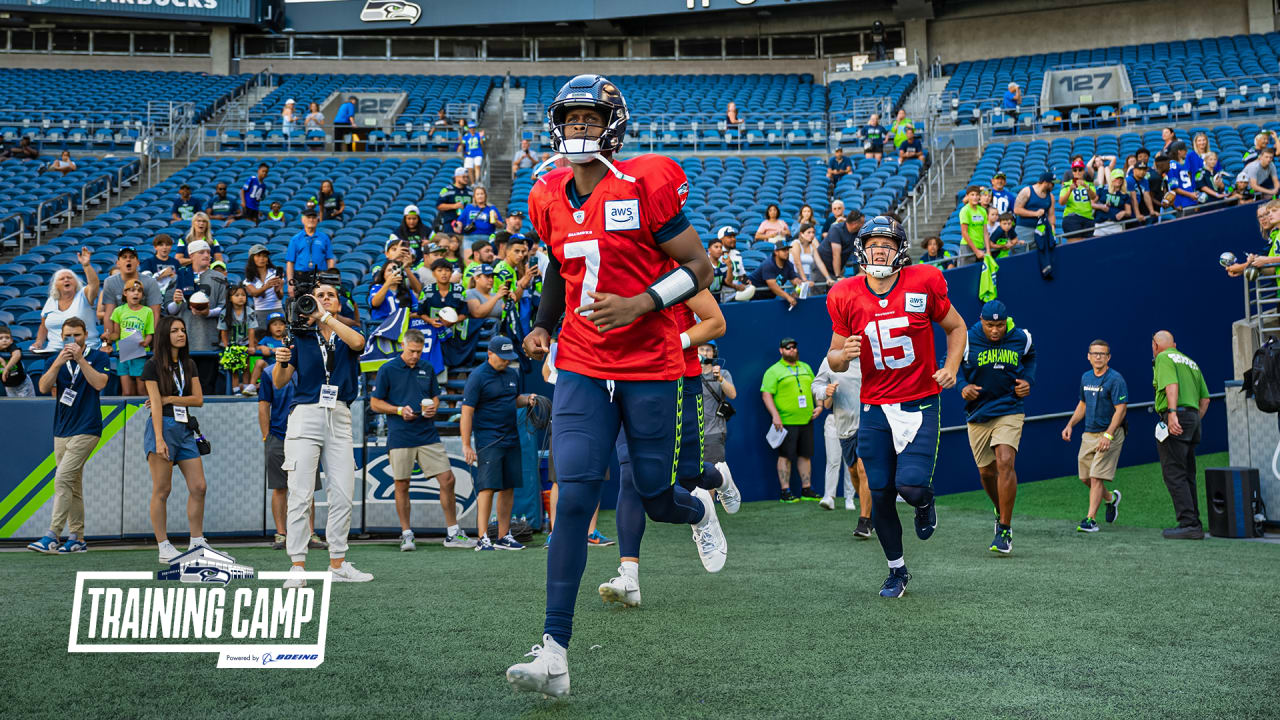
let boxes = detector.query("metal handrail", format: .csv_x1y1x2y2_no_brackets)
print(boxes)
939,392,1225,433
34,191,74,245
79,173,113,222
0,211,26,253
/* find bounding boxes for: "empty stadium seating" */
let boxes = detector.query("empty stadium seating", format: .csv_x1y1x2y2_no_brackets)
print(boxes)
0,156,141,249
0,68,251,126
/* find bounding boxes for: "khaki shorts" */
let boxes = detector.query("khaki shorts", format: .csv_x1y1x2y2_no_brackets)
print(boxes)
967,413,1025,467
388,443,452,480
1078,429,1125,481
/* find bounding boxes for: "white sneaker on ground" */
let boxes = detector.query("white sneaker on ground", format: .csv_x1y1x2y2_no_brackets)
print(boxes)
845,499,856,511
819,496,835,510
241,383,257,396
157,540,180,564
715,461,741,514
400,531,416,552
330,561,373,582
443,528,477,548
189,537,233,561
283,565,307,588
598,569,642,607
506,634,570,698
690,487,727,573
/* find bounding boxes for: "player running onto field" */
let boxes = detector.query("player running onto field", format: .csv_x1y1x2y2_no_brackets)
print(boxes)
825,216,967,598
505,75,726,697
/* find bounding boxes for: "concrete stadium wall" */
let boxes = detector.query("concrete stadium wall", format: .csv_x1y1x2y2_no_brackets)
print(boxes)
0,53,214,73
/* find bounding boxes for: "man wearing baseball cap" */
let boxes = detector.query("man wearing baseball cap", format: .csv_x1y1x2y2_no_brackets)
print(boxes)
1094,169,1133,236
761,337,821,503
958,300,1037,555
713,226,751,301
101,245,162,334
460,336,541,551
166,238,227,392
748,238,801,308
1059,158,1098,240
990,171,1016,217
1013,172,1057,279
436,167,472,232
285,207,336,296
1126,161,1154,225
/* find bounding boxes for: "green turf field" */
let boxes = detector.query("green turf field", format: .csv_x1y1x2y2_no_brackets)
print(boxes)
3,452,1277,719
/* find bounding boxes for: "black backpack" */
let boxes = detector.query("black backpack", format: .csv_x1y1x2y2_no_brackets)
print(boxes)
1246,338,1280,413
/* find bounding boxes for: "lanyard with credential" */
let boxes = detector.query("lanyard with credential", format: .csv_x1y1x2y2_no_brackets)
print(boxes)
66,361,81,388
171,363,184,398
316,332,335,384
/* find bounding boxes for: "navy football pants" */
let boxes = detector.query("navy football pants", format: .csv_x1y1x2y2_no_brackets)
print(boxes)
858,395,940,563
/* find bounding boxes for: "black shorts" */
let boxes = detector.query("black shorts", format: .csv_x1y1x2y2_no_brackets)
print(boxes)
242,208,260,222
778,423,814,462
839,431,859,468
867,141,884,154
475,444,522,491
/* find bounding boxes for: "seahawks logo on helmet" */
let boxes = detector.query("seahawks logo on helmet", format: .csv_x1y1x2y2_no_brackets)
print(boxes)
853,215,910,279
360,0,421,24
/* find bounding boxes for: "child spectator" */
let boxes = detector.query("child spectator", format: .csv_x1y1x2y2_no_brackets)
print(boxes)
249,312,287,393
959,185,989,260
217,285,259,396
1195,152,1229,203
266,200,286,223
104,279,155,396
988,213,1022,257
0,325,33,397
862,113,885,163
140,234,180,295
920,236,955,270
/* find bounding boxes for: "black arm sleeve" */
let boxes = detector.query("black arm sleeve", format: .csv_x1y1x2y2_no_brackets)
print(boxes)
533,253,566,334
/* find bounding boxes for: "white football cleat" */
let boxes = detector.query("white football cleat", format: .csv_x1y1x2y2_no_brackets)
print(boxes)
330,561,373,582
283,565,307,588
157,540,180,564
690,487,727,573
715,461,741,514
598,569,642,607
506,634,570,698
818,496,835,510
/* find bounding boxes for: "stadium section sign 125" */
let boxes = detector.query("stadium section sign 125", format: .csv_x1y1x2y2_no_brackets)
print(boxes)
0,0,262,23
285,0,838,32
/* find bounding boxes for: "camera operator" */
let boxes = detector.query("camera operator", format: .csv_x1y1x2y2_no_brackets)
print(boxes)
698,343,736,467
272,282,371,586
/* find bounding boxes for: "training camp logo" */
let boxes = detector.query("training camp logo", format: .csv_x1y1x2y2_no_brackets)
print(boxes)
69,551,332,669
360,0,421,24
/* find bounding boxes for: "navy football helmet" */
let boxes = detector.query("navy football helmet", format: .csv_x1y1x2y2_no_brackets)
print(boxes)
546,74,629,164
853,215,909,279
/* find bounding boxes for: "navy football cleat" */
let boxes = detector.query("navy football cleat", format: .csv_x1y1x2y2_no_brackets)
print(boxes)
879,567,910,598
990,528,1012,554
1105,489,1122,524
914,498,937,540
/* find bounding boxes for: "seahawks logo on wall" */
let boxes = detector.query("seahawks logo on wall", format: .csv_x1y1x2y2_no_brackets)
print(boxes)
360,0,421,24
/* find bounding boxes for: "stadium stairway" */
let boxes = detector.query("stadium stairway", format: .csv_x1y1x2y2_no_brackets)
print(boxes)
482,85,517,210
914,145,980,249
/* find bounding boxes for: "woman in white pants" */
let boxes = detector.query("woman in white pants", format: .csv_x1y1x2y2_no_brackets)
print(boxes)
812,356,874,538
272,283,372,587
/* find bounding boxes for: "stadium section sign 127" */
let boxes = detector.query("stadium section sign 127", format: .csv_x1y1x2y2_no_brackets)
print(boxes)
0,0,262,23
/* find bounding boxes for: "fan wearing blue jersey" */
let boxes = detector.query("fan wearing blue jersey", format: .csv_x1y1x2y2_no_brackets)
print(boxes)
1165,141,1199,216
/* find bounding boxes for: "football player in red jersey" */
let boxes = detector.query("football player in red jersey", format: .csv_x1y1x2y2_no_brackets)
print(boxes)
505,75,726,698
825,216,967,598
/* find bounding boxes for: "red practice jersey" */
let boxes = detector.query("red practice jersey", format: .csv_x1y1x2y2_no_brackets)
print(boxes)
826,264,952,404
528,154,691,381
675,302,699,378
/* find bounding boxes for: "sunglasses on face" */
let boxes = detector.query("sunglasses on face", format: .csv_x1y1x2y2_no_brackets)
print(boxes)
782,344,797,350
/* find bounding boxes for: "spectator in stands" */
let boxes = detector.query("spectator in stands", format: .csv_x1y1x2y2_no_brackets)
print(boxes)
437,167,471,233
27,316,108,554
1225,201,1280,277
897,126,923,164
1238,147,1279,200
170,184,202,222
304,102,325,133
699,343,736,467
1188,132,1209,177
33,250,100,355
205,182,240,225
822,199,846,237
48,150,76,176
791,223,832,290
466,264,505,320
1013,172,1057,279
141,234,179,294
282,98,298,140
827,147,852,183
749,239,799,308
891,109,913,150
101,246,162,335
1,136,38,161
1151,153,1174,214
334,96,358,151
375,235,424,298
817,209,864,278
428,108,449,138
862,113,885,163
1159,127,1176,157
259,355,325,552
714,227,752,302
217,284,258,395
392,205,428,257
460,122,486,185
512,138,536,178
979,186,997,235
243,244,284,328
761,337,820,503
1151,330,1210,540
1126,162,1155,225
315,179,344,221
754,203,790,241
460,336,535,551
167,240,226,393
0,325,33,397
1002,82,1022,127
176,213,222,266
285,209,336,294
1166,142,1199,216
790,204,817,238
463,239,496,286
370,246,419,323
988,213,1022,258
241,163,269,223
1082,154,1116,187
1195,152,1229,204
921,235,955,269
726,101,744,130
1094,170,1133,236
1060,159,1098,240
1243,131,1277,165
1135,147,1152,169
990,172,1016,217
960,185,990,259
266,201,285,223
460,186,503,237
422,258,468,355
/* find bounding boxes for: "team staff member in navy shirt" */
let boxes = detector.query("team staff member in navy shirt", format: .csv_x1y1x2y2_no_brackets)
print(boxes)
460,336,538,551
170,184,202,222
259,360,326,553
370,329,475,552
27,317,108,555
285,208,336,295
1061,339,1127,533
241,163,269,223
272,283,371,586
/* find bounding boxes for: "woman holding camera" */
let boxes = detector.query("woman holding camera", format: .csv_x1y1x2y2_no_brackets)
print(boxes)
143,315,224,564
272,283,371,586
698,343,737,466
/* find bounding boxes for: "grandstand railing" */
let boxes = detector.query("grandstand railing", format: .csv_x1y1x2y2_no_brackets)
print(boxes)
35,192,74,246
79,173,113,222
1242,257,1280,339
901,137,955,247
0,212,26,253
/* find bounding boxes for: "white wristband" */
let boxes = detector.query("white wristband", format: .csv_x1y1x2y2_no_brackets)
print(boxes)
680,332,691,350
320,311,333,324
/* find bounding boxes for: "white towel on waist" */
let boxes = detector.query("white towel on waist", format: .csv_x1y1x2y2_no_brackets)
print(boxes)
881,402,923,454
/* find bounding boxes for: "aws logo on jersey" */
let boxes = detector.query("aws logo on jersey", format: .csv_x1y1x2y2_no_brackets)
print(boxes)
904,292,928,313
604,199,640,230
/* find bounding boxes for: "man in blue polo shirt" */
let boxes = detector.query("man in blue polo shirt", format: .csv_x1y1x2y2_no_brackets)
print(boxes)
826,147,852,184
258,359,326,553
241,163,269,223
461,336,538,552
28,317,109,555
1061,339,1127,533
370,329,474,553
170,184,202,222
285,208,336,295
334,96,357,150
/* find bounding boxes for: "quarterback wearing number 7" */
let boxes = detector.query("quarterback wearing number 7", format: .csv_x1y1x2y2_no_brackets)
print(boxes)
824,216,967,598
